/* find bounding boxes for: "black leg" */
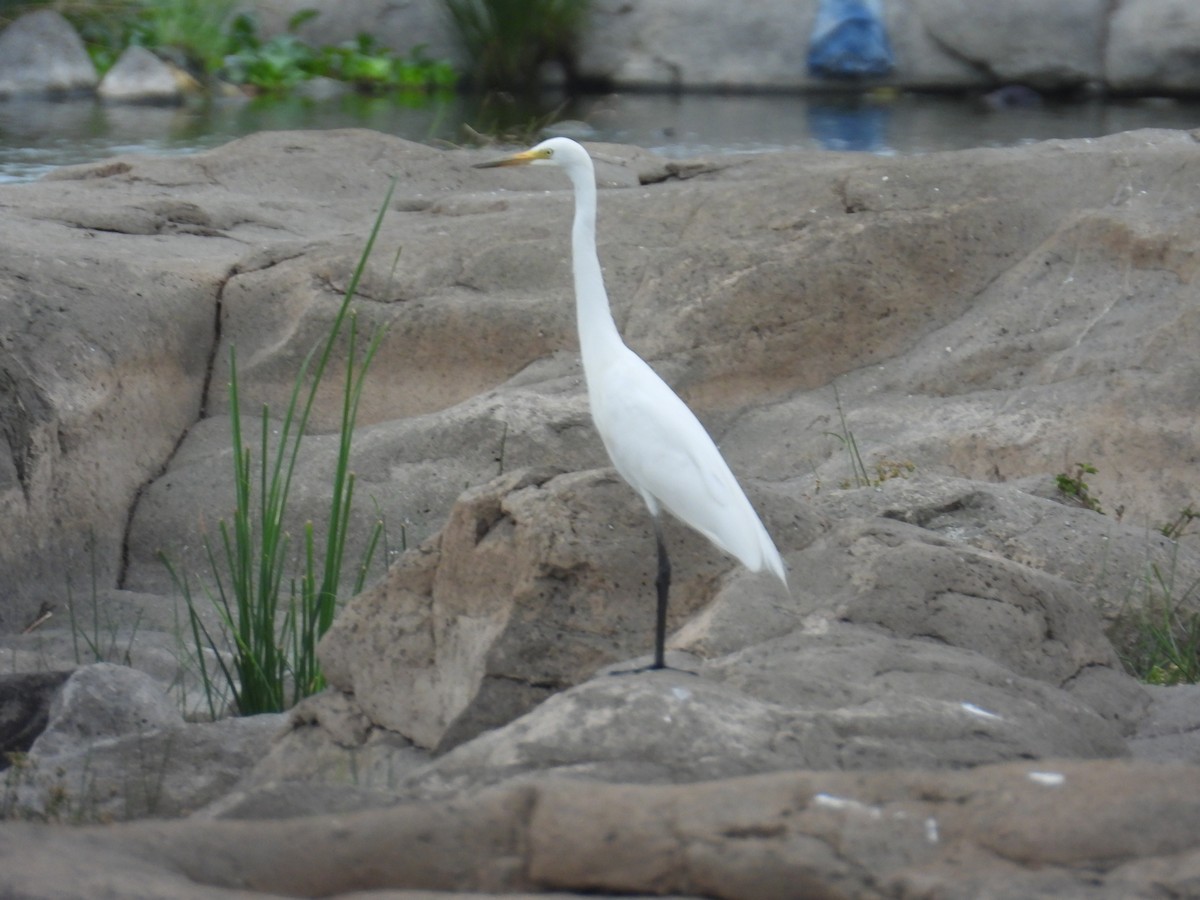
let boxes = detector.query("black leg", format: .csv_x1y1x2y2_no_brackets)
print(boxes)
609,514,693,676
652,515,670,670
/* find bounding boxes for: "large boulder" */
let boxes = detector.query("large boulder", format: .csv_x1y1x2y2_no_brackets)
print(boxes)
2,126,1200,895
70,128,1195,610
0,189,218,630
2,123,1197,668
2,664,284,821
317,466,817,751
0,10,97,97
1107,0,1200,93
3,759,1200,897
97,45,189,104
304,468,1151,795
0,129,450,629
909,0,1108,89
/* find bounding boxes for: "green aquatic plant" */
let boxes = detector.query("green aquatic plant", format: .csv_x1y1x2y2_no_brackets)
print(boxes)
224,16,457,94
134,0,239,73
46,1,457,93
442,0,591,90
161,182,396,718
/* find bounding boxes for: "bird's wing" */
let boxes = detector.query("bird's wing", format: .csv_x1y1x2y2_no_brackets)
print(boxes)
588,349,783,580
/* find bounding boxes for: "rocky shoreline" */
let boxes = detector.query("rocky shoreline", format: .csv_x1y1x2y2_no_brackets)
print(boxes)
1,121,1199,896
4,2,1200,101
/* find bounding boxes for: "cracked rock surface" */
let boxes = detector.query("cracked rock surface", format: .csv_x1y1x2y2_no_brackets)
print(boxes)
2,128,1200,897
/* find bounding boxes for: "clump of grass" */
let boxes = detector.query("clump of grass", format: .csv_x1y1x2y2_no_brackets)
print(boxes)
1056,461,1103,513
59,529,142,667
160,180,396,718
821,384,914,490
824,383,870,489
872,457,916,484
459,98,569,149
1160,505,1197,541
1116,553,1200,685
441,0,591,90
135,0,239,73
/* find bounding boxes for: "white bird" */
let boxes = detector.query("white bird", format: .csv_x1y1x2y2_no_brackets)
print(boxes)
475,137,787,670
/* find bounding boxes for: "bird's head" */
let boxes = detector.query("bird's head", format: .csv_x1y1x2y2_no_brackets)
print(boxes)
473,137,591,173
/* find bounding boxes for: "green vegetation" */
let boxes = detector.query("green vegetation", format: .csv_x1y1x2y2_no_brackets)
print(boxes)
442,0,591,90
6,0,599,96
4,1,457,95
223,15,457,94
1160,505,1197,541
126,0,239,73
1051,462,1200,685
1055,461,1103,514
1115,549,1200,686
824,384,870,489
65,532,141,667
822,384,914,490
160,183,396,718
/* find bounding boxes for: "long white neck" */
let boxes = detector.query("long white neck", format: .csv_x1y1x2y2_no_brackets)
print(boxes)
565,162,625,376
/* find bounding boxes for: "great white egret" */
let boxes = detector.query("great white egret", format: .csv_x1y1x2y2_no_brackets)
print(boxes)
475,137,787,670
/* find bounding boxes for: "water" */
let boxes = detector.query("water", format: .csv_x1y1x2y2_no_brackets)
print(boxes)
2,89,1199,183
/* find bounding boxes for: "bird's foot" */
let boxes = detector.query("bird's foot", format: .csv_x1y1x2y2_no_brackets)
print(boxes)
607,661,698,677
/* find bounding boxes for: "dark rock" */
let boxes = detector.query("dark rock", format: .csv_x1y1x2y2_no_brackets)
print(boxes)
0,670,70,763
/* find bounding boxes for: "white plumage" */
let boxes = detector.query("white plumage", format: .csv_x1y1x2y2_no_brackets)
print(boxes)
476,137,786,669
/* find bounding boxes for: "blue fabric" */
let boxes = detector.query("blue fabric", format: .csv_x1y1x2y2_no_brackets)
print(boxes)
808,0,894,78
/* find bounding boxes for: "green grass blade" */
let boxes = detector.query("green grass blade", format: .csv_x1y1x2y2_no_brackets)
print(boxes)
164,179,397,716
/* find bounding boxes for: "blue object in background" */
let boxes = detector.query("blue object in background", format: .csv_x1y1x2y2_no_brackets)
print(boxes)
808,0,894,79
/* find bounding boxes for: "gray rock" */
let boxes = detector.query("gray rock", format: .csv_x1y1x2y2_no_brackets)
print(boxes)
0,590,225,722
577,0,818,91
97,46,186,104
1107,0,1200,93
250,0,460,70
301,467,1137,804
0,10,97,97
97,128,1200,616
403,646,1126,801
198,690,428,819
317,467,814,751
5,664,284,821
812,520,1117,684
0,130,439,630
3,124,1200,897
0,120,1195,900
1129,683,1200,763
911,0,1108,89
3,760,1200,898
31,662,183,758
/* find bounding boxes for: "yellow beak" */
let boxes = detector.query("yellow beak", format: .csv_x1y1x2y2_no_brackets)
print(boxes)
473,147,549,169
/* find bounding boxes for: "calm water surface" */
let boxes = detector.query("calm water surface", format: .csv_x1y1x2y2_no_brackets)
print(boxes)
2,90,1199,183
